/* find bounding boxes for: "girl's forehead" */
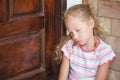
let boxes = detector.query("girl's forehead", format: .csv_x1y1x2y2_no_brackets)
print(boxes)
65,19,88,30
64,16,91,31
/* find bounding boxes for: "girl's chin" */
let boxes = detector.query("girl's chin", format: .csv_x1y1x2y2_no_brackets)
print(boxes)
74,41,83,46
74,40,86,46
79,42,86,46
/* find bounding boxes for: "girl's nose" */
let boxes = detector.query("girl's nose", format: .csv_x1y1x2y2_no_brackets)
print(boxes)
73,36,78,41
70,32,78,41
73,34,78,41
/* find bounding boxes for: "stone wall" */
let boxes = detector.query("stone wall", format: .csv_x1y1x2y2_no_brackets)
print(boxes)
87,0,120,80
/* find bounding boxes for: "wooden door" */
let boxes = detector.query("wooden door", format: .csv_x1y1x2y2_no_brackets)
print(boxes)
0,0,46,80
46,0,67,79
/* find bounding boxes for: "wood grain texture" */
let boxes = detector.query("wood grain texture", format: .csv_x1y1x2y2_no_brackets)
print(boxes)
0,0,46,79
0,0,8,22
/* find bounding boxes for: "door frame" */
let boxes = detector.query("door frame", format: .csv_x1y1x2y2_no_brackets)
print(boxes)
45,0,67,78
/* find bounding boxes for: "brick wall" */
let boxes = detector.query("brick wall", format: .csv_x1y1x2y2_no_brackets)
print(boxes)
87,0,120,79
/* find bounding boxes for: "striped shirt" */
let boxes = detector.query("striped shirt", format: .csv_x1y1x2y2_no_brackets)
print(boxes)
61,38,116,80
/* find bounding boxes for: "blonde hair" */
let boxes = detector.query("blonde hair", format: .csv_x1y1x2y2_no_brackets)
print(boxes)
55,4,102,63
64,4,102,37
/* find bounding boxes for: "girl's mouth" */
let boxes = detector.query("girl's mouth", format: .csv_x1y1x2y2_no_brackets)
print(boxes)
73,41,79,46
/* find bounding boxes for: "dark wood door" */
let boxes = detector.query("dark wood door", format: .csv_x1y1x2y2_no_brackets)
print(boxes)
0,0,46,80
46,0,67,78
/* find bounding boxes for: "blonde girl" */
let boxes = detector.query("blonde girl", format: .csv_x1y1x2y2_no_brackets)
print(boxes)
56,4,116,80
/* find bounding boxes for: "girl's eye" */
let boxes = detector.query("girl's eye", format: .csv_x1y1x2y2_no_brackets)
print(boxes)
76,29,80,32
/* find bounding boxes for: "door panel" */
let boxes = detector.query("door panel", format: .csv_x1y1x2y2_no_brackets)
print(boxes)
9,0,44,21
13,0,40,14
0,18,44,38
0,0,46,80
0,0,8,22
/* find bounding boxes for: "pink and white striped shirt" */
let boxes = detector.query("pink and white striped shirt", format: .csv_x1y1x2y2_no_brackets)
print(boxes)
61,38,116,80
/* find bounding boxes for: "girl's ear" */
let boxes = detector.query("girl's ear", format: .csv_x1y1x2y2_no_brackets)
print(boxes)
88,17,94,28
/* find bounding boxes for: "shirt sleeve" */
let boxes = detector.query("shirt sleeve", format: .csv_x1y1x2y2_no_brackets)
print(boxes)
99,46,116,66
61,40,73,60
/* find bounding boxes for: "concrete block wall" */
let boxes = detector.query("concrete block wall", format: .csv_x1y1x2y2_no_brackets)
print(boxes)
87,0,120,79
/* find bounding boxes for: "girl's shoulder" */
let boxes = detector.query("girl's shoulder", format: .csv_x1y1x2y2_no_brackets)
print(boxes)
97,38,116,66
99,38,112,50
61,39,74,60
97,38,114,56
64,39,74,47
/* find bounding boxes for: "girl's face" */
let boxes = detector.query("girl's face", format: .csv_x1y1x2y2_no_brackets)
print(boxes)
64,16,94,46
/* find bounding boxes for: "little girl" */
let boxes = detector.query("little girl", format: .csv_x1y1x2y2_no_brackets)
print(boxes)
56,4,116,80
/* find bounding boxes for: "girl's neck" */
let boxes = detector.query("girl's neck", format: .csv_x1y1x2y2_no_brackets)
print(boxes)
82,35,96,51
